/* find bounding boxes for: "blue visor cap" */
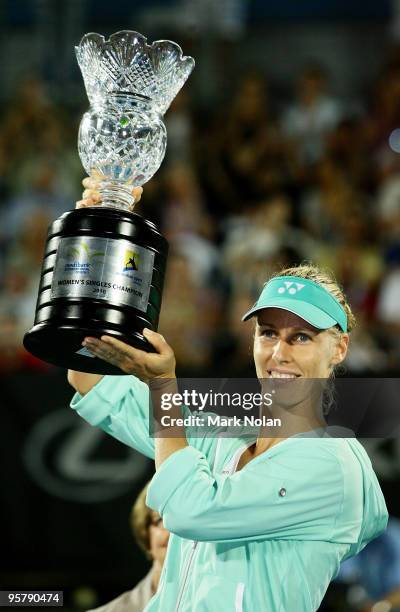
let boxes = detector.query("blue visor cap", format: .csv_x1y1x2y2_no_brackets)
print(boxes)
241,276,348,332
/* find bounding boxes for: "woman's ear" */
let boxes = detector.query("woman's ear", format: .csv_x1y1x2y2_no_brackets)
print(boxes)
331,333,349,367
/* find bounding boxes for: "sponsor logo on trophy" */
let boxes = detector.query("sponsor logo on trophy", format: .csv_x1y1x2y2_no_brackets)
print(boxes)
123,250,140,272
23,31,194,374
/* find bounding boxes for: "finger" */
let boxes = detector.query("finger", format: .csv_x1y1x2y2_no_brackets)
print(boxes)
75,196,100,209
91,169,105,179
83,177,102,190
84,337,152,378
83,338,127,366
132,186,143,203
76,199,92,208
82,188,101,200
82,179,142,200
93,348,123,368
100,335,147,361
142,328,172,355
82,337,109,353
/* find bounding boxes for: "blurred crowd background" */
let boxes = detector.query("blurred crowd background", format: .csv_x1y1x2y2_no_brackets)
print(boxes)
2,1,400,611
1,0,400,377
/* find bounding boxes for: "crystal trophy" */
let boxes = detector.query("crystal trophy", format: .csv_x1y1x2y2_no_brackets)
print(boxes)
23,31,194,374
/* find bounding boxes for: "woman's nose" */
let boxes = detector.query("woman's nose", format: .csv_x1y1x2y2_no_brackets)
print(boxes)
271,340,291,363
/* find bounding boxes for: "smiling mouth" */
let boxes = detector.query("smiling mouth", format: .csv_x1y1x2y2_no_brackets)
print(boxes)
267,370,301,379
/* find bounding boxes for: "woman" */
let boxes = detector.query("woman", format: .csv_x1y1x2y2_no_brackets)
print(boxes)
69,180,388,612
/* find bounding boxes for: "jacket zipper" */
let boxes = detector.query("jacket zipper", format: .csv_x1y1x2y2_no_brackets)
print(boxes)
235,582,245,612
174,438,248,611
174,540,198,612
174,438,223,611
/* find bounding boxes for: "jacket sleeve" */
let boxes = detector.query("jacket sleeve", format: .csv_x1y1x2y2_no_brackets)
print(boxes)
70,376,218,461
146,442,363,543
70,375,155,459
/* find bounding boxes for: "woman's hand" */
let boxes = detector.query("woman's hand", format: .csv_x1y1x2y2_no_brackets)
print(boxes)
82,328,176,383
76,172,143,210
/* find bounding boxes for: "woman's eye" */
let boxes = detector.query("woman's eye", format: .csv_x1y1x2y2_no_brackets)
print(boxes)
261,329,276,338
294,333,311,343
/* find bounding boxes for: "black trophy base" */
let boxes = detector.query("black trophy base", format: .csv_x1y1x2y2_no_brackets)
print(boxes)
24,321,156,375
23,207,168,375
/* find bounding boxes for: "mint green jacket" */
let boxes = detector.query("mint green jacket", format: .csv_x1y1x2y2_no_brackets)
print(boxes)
71,375,388,612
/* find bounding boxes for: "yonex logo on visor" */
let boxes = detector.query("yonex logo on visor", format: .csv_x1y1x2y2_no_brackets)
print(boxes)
277,282,305,295
241,275,348,332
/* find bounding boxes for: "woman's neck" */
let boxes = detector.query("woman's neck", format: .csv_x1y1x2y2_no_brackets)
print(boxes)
257,398,327,444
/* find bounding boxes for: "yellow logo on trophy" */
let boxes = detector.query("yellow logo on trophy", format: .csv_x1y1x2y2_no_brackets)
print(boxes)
123,250,140,272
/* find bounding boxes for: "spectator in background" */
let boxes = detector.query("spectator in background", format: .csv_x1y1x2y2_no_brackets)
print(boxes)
0,209,51,335
376,170,400,246
158,248,220,374
0,77,80,235
367,64,400,251
222,192,317,292
316,202,383,313
336,516,400,612
376,247,400,368
203,73,294,214
0,168,61,248
0,310,28,373
364,64,400,167
0,77,80,198
0,77,57,170
300,156,365,244
282,63,343,165
219,291,254,374
0,207,53,374
161,161,214,244
342,311,388,374
164,90,194,164
90,482,170,612
325,117,370,191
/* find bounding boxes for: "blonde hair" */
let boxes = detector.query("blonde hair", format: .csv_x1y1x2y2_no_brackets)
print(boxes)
130,482,153,560
270,263,356,333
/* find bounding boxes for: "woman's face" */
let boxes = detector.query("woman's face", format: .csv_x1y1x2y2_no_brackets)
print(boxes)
253,308,349,379
149,512,170,565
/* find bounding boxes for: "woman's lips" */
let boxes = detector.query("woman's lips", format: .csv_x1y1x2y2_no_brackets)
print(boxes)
268,370,301,378
266,370,302,387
